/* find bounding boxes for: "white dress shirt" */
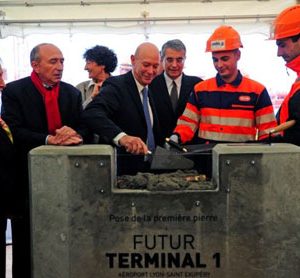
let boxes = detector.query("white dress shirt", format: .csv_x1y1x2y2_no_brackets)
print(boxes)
164,72,183,98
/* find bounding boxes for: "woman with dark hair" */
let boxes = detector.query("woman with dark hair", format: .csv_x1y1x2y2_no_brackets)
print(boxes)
76,45,118,108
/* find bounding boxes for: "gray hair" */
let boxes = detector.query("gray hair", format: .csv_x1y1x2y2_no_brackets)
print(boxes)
30,43,54,63
161,39,186,58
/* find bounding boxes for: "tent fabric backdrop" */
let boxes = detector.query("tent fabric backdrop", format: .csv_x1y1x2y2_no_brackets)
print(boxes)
0,0,297,111
0,0,295,37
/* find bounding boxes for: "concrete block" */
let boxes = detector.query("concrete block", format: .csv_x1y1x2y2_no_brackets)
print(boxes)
29,143,300,278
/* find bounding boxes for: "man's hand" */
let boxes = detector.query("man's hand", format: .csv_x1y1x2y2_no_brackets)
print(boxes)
119,135,149,155
47,126,82,145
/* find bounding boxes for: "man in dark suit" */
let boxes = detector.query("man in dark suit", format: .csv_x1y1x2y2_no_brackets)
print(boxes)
0,116,17,278
0,63,17,278
150,39,202,141
0,116,16,278
1,43,85,277
83,42,163,175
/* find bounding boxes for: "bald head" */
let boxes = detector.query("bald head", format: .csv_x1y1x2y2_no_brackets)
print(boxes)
30,43,64,86
134,42,159,57
131,42,160,86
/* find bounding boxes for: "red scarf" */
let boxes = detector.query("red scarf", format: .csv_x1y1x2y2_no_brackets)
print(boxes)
31,71,62,135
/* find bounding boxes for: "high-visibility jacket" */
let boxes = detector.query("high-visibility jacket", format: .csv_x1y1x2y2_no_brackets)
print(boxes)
277,54,300,145
174,71,277,143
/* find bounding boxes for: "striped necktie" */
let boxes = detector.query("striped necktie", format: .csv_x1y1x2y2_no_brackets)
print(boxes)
0,117,13,143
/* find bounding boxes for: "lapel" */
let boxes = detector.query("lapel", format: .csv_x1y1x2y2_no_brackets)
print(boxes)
177,73,189,113
58,83,69,123
26,79,47,123
148,87,159,127
125,72,146,120
158,74,174,116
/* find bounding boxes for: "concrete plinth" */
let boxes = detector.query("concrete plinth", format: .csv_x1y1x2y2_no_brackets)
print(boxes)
29,143,300,278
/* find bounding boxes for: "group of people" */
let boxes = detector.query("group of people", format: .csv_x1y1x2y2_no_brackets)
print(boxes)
0,4,299,277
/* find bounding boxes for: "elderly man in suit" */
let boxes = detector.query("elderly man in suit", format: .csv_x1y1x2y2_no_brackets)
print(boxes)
83,42,163,175
2,43,87,277
150,39,202,141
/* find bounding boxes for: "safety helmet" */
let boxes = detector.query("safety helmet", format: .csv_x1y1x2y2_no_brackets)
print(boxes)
270,5,300,40
206,25,243,52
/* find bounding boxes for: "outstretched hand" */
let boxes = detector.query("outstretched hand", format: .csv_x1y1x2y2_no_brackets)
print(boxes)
119,135,149,155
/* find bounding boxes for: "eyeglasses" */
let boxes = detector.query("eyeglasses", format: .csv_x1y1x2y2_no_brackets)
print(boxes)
164,57,185,64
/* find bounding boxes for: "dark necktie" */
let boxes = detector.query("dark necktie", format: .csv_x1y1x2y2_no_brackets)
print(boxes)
142,87,155,152
170,80,178,111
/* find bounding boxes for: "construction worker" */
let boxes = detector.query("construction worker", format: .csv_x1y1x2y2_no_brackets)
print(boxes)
171,25,277,145
270,5,300,146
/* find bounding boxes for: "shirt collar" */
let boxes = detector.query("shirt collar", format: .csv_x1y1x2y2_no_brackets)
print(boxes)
164,72,183,90
43,83,53,90
131,72,146,94
87,80,96,89
216,70,243,87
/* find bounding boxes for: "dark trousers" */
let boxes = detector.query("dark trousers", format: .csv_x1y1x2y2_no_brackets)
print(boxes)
0,215,31,278
0,218,7,278
11,214,31,278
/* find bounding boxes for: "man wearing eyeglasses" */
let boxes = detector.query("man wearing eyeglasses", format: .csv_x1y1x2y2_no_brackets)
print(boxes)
150,39,202,141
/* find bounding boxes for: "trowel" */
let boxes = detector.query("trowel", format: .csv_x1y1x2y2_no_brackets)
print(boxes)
150,137,218,170
150,146,194,170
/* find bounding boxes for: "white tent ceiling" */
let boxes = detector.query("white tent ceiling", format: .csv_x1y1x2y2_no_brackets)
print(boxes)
0,0,296,31
0,0,297,106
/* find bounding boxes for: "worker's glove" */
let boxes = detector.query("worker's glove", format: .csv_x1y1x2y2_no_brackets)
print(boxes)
169,134,179,143
164,134,180,150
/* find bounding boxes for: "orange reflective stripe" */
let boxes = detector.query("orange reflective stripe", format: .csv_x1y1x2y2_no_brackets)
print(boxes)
257,122,277,137
185,102,198,113
256,113,277,125
279,81,300,124
174,124,195,143
256,121,277,131
255,105,274,117
177,74,276,143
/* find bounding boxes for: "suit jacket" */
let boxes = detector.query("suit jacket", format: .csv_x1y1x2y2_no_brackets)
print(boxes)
150,73,202,139
76,80,95,108
1,76,89,207
2,77,87,152
0,123,18,216
82,71,163,175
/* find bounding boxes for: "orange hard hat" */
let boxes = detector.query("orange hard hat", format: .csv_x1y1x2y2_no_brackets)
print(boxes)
206,25,243,52
270,5,300,40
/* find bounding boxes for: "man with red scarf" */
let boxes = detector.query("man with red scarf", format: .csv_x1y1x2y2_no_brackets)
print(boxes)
1,43,86,277
271,5,300,146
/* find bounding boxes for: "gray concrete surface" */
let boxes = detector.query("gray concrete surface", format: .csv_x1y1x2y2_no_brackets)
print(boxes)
29,144,300,278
